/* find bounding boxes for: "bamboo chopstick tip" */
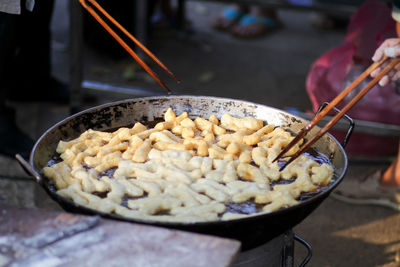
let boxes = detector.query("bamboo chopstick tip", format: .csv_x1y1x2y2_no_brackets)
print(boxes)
279,165,287,172
171,75,181,83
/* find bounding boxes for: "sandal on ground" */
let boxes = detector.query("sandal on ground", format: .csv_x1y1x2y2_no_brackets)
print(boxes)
212,7,245,31
331,169,400,211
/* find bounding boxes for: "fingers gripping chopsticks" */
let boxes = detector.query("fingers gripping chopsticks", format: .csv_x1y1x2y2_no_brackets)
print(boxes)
78,0,180,93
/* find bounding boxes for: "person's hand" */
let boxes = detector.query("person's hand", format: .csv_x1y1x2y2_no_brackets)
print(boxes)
371,38,400,86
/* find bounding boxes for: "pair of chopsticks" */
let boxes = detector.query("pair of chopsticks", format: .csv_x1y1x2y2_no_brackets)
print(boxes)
78,0,180,93
274,55,400,171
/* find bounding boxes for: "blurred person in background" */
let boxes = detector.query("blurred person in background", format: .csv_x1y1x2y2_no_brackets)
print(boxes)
330,0,400,211
0,0,68,159
369,38,400,187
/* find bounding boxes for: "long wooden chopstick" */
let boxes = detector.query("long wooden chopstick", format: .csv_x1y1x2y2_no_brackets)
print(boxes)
277,56,400,171
79,0,179,93
272,56,388,164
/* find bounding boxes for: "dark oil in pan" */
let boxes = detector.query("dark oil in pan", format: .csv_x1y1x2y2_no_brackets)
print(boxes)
303,148,332,165
226,201,264,214
99,167,117,179
276,147,332,169
46,156,63,167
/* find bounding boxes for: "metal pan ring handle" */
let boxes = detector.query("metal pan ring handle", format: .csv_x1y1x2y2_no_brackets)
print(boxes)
316,102,354,148
15,154,42,183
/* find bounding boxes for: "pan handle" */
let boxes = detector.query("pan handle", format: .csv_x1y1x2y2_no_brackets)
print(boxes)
15,154,42,183
317,102,354,148
294,234,312,267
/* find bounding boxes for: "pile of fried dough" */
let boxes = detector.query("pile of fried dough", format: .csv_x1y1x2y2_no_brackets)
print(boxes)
43,108,334,222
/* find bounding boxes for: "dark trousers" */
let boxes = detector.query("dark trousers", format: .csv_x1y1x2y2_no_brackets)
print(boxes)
0,0,54,112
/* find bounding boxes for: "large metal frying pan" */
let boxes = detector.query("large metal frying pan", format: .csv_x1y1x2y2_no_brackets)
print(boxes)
18,95,350,251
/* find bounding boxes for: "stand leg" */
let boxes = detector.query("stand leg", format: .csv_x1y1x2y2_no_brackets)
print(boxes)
69,0,84,114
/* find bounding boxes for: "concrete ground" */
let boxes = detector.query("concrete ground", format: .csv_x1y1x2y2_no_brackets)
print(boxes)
1,1,400,266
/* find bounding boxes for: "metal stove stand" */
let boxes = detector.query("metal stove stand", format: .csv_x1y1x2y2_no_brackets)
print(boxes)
231,230,312,267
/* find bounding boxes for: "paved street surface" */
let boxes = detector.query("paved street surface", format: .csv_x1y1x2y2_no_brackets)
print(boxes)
1,1,399,266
